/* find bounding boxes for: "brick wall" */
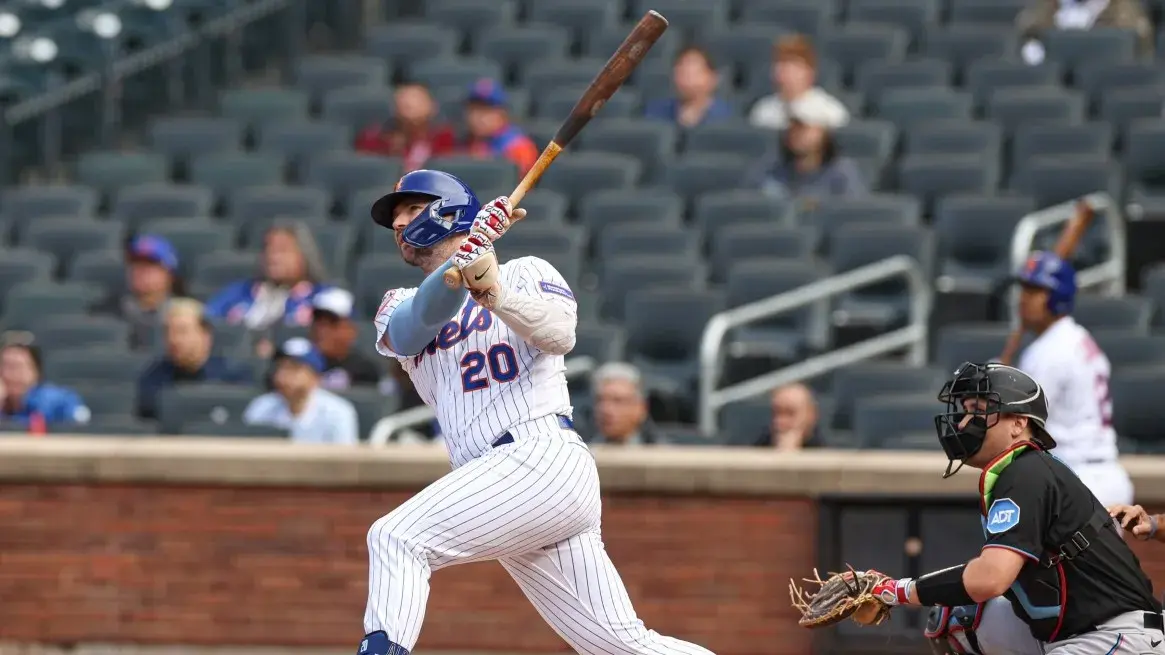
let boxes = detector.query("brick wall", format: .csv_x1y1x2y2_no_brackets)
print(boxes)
0,484,816,655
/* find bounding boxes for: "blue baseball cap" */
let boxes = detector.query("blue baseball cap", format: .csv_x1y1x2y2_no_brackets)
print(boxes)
127,234,179,273
275,337,325,373
467,78,507,108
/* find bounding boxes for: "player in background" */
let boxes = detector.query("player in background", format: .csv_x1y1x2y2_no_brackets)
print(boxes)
356,169,717,655
1011,251,1133,508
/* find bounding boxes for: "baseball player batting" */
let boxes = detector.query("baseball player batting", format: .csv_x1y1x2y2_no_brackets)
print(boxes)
357,169,717,655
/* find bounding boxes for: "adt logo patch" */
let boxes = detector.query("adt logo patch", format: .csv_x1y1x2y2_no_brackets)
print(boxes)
986,498,1021,534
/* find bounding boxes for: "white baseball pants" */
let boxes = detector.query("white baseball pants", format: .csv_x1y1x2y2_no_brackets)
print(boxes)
363,426,715,655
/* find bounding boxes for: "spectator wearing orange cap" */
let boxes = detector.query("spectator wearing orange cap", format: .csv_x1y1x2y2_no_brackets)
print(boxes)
749,34,849,132
462,78,539,176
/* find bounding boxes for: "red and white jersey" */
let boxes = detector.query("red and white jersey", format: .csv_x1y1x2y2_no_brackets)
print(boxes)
374,256,574,468
1018,316,1118,466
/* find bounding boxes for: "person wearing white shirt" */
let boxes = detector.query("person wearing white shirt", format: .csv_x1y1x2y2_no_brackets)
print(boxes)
243,337,360,445
748,33,849,132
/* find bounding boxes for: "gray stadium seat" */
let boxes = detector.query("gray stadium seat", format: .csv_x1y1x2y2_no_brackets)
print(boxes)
831,363,946,430
157,383,257,434
1074,61,1163,105
965,60,1063,109
497,222,586,263
21,218,124,264
343,388,401,440
1010,123,1113,170
477,24,570,74
934,195,1034,291
69,384,137,419
257,122,353,168
422,0,516,33
53,416,157,436
219,88,309,129
295,55,388,102
577,188,684,232
710,224,818,283
539,152,641,209
189,153,285,199
305,153,401,210
522,57,614,95
662,154,749,204
853,394,940,448
2,282,104,325
138,218,234,275
191,251,258,295
905,121,1004,160
363,22,458,68
896,154,999,216
0,249,55,300
934,323,1013,372
149,117,243,163
683,121,772,159
1111,366,1165,452
600,255,706,321
1099,87,1165,133
236,214,326,251
829,224,935,328
1009,155,1116,208
66,251,124,298
76,152,169,197
740,0,830,36
228,185,331,223
578,120,676,180
514,189,569,224
1073,295,1154,333
1124,120,1165,191
848,0,940,47
1042,28,1138,71
31,315,130,350
43,348,151,386
833,120,897,163
181,421,288,438
692,189,794,239
813,194,922,237
353,258,427,317
573,321,627,364
876,89,973,129
1,186,98,235
408,57,504,91
855,58,953,102
720,399,771,447
425,157,517,195
987,87,1085,131
819,24,909,77
321,86,395,131
597,223,698,263
724,258,832,360
535,85,641,122
948,0,1025,23
705,23,789,79
1092,330,1165,369
532,0,622,39
922,25,1017,73
1143,264,1165,326
629,0,728,36
623,288,725,396
111,184,215,230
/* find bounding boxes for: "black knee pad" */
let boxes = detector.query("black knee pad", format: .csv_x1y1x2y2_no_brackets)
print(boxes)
357,631,410,655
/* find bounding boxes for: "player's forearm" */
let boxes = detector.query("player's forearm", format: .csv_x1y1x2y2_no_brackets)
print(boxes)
387,261,468,355
489,285,577,356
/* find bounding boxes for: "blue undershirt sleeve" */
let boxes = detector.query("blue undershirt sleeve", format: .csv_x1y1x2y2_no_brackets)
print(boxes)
386,260,468,356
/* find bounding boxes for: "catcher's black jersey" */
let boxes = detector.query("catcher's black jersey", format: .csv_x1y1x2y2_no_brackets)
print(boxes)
980,444,1159,642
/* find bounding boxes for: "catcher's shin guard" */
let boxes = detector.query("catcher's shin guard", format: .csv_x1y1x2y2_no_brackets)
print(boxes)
925,603,985,655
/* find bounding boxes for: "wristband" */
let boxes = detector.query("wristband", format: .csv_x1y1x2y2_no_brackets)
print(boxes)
1150,514,1159,539
915,564,976,608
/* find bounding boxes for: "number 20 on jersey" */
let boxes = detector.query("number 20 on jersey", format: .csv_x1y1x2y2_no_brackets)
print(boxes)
461,343,519,392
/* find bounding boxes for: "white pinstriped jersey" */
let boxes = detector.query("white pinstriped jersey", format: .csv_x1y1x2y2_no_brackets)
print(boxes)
374,256,574,468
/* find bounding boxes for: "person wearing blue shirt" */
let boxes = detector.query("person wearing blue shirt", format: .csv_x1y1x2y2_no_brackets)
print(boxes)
243,337,359,445
0,337,90,428
137,299,253,419
643,45,734,129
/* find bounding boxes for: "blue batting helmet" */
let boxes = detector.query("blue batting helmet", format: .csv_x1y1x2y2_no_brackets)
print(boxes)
1015,250,1076,315
370,170,480,248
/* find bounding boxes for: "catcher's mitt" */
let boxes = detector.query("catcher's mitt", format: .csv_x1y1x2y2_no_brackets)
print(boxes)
789,566,893,628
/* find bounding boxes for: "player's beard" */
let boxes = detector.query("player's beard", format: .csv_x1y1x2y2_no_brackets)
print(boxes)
397,234,457,274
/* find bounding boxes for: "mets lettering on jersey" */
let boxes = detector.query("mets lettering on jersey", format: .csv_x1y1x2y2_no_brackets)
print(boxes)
987,498,1021,534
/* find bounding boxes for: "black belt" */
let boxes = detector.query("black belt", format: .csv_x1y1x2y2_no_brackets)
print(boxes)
1145,612,1165,632
491,415,575,447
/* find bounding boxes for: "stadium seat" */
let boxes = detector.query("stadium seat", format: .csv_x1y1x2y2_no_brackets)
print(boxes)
829,224,935,328
855,59,953,103
578,120,677,180
623,288,725,396
934,195,1034,291
149,116,243,164
847,0,940,47
813,194,922,237
536,85,641,122
425,157,517,195
363,22,458,68
257,122,353,172
1111,366,1165,452
922,25,1017,74
1092,330,1165,369
964,60,1063,110
710,224,818,283
157,383,257,434
304,153,401,211
896,154,999,216
875,89,973,129
661,154,750,205
905,121,1004,160
596,223,698,264
191,251,258,296
705,23,789,81
70,384,138,419
531,0,622,39
1099,87,1165,134
1,186,98,236
138,218,234,274
1010,123,1113,171
853,394,940,448
987,87,1085,131
600,255,706,321
831,363,946,430
2,282,104,325
189,153,286,199
1073,295,1154,333
53,416,157,436
948,0,1026,23
540,152,641,210
819,24,909,79
340,387,400,440
477,24,570,74
516,190,569,224
354,258,426,317
30,315,130,350
295,55,389,103
1009,155,1117,208
692,189,794,240
739,0,830,36
110,184,215,230
66,251,124,299
228,185,331,223
1124,120,1165,192
219,88,309,130
423,0,516,34
934,323,1014,372
833,120,898,163
320,86,395,131
577,188,684,232
237,215,327,251
1074,61,1163,106
306,221,355,278
573,321,627,364
408,57,504,91
684,121,773,159
498,225,586,286
720,399,771,447
1042,28,1138,71
21,218,123,264
181,421,289,438
43,348,152,386
76,152,169,197
629,0,728,36
0,249,55,301
522,57,616,95
724,259,832,360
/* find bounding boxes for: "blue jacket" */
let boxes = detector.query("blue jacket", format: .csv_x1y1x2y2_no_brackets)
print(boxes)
204,280,330,329
643,97,735,127
138,355,254,419
1,383,90,425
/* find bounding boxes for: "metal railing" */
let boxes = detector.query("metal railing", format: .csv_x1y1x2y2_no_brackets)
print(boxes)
1007,192,1127,328
368,355,599,446
697,255,932,436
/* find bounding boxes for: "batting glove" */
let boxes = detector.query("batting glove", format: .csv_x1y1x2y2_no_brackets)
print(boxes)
471,196,525,242
871,573,915,606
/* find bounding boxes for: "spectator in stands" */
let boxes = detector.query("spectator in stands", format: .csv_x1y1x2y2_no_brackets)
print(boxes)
1018,0,1153,65
463,78,539,176
590,362,664,445
354,82,457,173
204,220,331,334
138,299,252,420
0,333,90,430
644,45,734,129
98,234,185,351
749,34,849,132
747,94,867,203
243,337,359,445
755,383,822,450
309,288,387,393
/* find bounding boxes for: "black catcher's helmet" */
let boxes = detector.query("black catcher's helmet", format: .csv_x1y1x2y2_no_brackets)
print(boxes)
934,362,1054,477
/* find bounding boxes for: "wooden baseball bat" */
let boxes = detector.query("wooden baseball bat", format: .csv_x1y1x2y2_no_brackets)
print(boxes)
443,10,669,288
998,199,1097,365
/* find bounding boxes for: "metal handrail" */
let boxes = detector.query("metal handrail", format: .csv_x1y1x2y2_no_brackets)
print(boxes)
368,355,600,447
697,255,932,436
1007,192,1127,328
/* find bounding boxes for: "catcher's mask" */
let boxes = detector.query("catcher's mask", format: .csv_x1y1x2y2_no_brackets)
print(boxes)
934,362,1055,478
924,604,985,655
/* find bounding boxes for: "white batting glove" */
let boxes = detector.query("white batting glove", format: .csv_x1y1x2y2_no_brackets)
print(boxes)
471,196,525,242
451,231,502,304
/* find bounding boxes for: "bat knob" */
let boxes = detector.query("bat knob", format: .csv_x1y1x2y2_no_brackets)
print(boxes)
443,268,463,289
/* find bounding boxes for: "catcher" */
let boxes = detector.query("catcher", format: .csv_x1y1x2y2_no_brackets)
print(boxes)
791,362,1164,654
